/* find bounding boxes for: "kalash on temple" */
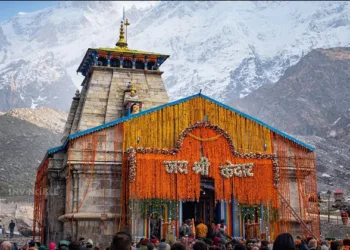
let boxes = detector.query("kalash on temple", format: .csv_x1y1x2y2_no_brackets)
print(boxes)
33,19,320,247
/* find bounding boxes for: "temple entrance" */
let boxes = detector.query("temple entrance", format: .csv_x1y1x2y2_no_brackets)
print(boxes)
241,205,262,239
182,178,216,225
150,211,162,240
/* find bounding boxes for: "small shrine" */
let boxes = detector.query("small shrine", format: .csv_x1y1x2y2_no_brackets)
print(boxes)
334,190,345,203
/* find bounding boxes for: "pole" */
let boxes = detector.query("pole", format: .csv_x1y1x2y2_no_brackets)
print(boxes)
260,202,263,235
232,195,235,237
328,195,330,223
242,213,247,240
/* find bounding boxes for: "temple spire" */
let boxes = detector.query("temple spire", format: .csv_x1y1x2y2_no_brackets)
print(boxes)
116,21,128,48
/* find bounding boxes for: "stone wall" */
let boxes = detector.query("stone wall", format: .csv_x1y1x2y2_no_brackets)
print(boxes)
55,66,170,246
47,126,124,247
61,91,80,142
46,177,66,243
70,78,89,135
64,67,168,134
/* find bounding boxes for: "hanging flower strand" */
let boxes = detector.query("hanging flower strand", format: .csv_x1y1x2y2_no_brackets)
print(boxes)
126,121,279,187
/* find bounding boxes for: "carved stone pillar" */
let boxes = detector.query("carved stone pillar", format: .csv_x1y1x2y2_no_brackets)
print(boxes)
46,169,66,244
73,171,79,212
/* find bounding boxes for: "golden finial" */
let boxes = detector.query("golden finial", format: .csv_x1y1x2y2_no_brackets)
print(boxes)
125,18,130,43
116,21,128,48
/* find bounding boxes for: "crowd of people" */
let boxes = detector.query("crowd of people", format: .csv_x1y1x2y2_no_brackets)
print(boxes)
108,232,350,250
1,232,349,250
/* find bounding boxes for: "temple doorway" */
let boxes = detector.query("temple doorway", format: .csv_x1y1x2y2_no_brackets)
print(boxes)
241,205,261,239
182,178,216,225
150,211,162,240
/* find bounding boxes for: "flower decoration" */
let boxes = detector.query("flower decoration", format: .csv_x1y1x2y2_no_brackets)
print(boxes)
126,121,280,187
220,161,255,178
164,160,188,174
192,157,210,176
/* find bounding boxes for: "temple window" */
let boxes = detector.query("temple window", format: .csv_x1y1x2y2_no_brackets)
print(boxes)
110,58,120,67
147,60,156,70
97,56,108,66
123,59,132,68
135,60,145,69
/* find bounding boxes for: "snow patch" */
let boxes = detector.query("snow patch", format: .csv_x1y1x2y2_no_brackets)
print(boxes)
329,130,337,137
332,117,341,126
322,173,331,178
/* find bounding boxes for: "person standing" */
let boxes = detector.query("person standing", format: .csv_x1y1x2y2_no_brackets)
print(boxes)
330,241,343,250
216,220,227,234
308,239,317,250
320,241,329,250
196,219,208,239
170,243,186,250
0,241,12,250
83,239,93,250
110,232,132,250
0,219,3,235
180,219,194,238
272,233,296,250
8,220,15,239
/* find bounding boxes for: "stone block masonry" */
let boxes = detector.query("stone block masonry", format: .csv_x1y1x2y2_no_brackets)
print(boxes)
50,65,169,247
64,67,169,133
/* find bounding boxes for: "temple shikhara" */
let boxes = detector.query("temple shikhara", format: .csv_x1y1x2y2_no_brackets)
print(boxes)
33,19,320,247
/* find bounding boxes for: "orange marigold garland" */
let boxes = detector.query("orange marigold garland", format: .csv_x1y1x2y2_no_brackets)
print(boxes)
127,122,279,207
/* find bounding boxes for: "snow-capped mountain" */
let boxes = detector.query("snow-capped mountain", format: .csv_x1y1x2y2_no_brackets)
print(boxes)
1,1,350,111
234,47,350,192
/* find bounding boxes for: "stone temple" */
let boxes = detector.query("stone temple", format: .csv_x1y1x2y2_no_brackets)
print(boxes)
33,20,320,247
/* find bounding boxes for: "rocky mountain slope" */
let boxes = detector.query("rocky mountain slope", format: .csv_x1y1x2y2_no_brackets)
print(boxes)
0,108,66,197
1,1,350,111
234,47,350,192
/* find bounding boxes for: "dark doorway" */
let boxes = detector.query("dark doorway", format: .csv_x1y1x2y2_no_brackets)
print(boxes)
97,56,107,66
147,60,156,70
110,58,120,67
135,60,145,69
150,212,162,240
123,59,132,68
182,178,217,226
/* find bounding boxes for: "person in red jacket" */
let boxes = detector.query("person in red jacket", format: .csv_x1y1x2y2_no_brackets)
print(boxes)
341,210,349,225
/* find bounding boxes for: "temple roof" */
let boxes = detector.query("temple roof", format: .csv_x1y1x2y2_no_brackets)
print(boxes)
95,47,170,57
77,21,169,75
40,93,315,170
